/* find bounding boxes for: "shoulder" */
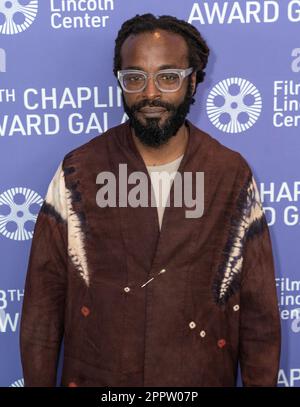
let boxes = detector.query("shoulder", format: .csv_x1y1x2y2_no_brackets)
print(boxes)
61,122,127,168
190,121,252,178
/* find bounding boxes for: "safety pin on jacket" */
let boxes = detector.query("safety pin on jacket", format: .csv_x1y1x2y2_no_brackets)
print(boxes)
140,268,166,288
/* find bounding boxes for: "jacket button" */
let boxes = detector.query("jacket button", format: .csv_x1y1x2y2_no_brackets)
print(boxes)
68,381,78,387
217,339,226,348
124,286,130,293
81,306,90,317
233,304,240,312
189,321,196,329
199,330,206,338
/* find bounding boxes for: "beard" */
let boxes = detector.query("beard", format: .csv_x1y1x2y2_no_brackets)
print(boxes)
122,80,194,148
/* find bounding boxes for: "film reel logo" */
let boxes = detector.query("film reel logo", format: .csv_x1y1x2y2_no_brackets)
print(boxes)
0,0,38,35
0,187,43,241
206,78,262,133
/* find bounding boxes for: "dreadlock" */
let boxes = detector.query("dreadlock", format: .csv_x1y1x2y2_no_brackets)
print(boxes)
113,13,210,91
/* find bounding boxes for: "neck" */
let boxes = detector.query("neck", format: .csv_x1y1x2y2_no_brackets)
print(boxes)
131,123,189,166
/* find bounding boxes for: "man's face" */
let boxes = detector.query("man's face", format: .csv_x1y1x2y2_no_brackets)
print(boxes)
119,29,196,148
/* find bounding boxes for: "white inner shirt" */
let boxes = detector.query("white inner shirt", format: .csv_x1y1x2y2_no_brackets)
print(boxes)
146,154,184,230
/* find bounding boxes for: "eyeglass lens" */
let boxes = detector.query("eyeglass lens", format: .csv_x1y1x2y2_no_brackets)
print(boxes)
123,72,181,92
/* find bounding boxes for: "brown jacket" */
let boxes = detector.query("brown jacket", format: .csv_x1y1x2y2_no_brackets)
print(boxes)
20,120,281,387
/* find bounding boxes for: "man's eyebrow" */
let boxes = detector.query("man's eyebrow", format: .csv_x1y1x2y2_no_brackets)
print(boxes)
158,64,183,70
121,64,185,71
122,65,144,71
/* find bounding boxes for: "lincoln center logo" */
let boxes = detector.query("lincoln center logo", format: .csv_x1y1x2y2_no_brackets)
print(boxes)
206,77,262,133
0,187,43,241
0,0,38,35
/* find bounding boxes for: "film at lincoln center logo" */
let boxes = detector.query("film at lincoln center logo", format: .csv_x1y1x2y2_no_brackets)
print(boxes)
206,77,262,134
0,0,38,35
0,187,43,241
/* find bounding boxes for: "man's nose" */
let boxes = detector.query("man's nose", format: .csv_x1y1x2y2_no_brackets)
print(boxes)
142,76,161,99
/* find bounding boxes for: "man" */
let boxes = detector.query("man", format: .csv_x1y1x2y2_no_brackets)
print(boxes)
20,14,281,387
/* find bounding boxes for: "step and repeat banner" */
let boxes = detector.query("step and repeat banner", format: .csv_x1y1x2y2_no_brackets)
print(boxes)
0,0,300,387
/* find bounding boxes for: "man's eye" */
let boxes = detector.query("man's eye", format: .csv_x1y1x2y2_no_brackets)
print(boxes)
126,75,144,82
159,74,178,81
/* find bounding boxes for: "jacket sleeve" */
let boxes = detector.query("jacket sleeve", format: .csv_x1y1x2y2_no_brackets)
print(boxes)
238,163,281,386
20,162,68,387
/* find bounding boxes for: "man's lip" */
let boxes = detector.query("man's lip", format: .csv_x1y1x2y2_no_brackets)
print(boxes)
139,107,167,113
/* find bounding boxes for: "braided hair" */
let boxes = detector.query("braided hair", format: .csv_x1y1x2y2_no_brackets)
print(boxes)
113,13,210,91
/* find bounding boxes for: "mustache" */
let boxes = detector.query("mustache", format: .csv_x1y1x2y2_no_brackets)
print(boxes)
130,99,175,112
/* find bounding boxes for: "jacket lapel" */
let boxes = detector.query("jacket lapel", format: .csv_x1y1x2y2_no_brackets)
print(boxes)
109,120,213,281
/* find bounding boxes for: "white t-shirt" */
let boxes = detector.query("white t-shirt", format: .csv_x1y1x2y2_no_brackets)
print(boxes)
146,154,184,230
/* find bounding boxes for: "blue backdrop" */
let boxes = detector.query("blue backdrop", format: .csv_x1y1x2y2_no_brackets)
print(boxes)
0,0,299,387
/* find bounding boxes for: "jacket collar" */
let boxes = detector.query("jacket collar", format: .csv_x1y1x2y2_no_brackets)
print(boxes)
118,119,206,176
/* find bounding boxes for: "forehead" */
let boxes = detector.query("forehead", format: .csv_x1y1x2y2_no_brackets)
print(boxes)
120,29,189,70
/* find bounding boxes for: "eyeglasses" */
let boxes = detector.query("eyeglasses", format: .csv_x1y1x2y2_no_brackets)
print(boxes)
117,67,193,93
